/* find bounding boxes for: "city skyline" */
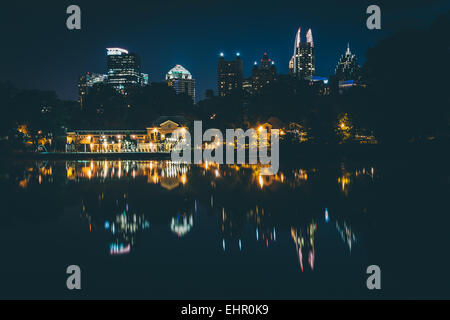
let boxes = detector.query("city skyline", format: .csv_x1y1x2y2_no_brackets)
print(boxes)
1,0,448,101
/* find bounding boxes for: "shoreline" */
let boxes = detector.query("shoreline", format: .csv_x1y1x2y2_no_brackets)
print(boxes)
0,142,446,162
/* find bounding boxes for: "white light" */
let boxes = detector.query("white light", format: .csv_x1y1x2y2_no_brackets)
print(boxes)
107,48,129,55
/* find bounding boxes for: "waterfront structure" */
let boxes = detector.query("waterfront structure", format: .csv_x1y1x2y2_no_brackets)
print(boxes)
66,117,188,153
218,53,243,97
290,28,315,80
78,73,107,109
335,44,360,82
166,65,196,102
106,48,148,95
251,53,277,94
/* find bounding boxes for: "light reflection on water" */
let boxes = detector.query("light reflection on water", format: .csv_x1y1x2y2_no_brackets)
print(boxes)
0,160,379,298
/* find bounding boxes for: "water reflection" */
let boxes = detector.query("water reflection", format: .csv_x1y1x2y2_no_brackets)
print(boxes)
1,160,377,277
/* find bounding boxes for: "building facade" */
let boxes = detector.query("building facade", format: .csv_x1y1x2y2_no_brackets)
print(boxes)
291,28,315,80
335,44,360,82
106,48,148,95
251,53,277,94
218,53,243,97
166,65,196,102
66,117,188,153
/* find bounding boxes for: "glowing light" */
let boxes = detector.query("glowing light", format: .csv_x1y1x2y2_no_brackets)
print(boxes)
107,48,129,55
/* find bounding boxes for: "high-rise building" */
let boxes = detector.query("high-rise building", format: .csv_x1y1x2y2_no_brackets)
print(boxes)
166,65,196,102
335,44,360,81
218,53,243,97
242,78,253,96
78,72,107,110
291,28,315,80
106,48,147,94
251,53,277,93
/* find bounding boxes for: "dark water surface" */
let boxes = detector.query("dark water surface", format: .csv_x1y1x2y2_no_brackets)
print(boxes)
0,156,448,299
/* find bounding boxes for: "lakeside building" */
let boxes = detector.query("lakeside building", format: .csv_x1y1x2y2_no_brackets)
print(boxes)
66,117,188,153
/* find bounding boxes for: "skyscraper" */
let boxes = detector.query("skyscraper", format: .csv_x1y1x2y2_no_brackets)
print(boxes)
106,48,147,94
78,72,107,110
252,53,277,93
335,44,360,81
218,53,243,97
166,65,196,103
291,28,315,80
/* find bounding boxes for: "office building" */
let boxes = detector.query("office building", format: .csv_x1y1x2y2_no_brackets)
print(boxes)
166,65,196,102
106,48,147,95
290,28,315,80
218,53,243,97
251,53,277,93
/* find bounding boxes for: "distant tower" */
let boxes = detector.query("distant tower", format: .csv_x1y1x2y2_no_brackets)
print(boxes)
78,72,107,110
251,53,277,93
335,43,360,81
166,65,196,103
218,53,243,97
291,27,315,80
106,48,148,95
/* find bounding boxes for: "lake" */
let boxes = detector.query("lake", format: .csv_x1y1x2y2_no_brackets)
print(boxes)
0,156,448,299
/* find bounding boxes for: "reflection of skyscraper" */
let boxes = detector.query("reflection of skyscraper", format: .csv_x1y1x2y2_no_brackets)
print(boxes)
218,53,243,97
335,44,360,81
251,53,277,93
106,48,148,94
290,28,315,80
170,214,194,237
291,222,316,272
166,65,196,103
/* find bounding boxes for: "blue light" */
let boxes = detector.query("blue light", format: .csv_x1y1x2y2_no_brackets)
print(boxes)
104,221,110,230
236,52,241,57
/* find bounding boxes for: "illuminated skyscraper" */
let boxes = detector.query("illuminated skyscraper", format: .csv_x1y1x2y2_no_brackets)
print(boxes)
218,53,243,97
106,48,147,94
252,53,277,93
166,65,196,102
291,28,315,80
335,44,360,81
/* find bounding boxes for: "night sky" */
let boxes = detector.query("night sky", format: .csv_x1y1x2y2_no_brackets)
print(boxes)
0,0,448,101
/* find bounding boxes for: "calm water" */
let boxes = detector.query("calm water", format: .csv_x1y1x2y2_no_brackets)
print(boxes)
0,157,448,299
